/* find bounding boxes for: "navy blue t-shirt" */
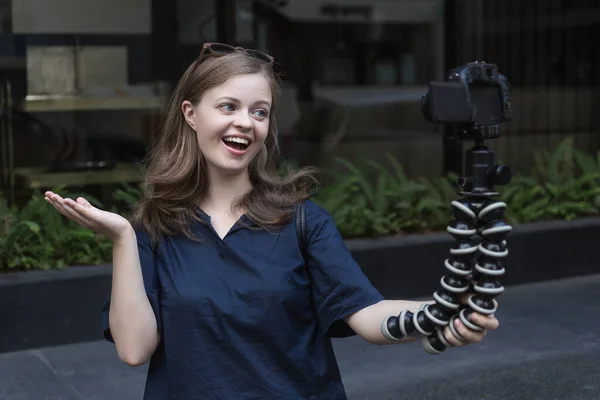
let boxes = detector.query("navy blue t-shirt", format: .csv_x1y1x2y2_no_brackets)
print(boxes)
101,200,384,399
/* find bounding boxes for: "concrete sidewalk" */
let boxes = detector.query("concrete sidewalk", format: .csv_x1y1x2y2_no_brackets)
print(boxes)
2,274,599,400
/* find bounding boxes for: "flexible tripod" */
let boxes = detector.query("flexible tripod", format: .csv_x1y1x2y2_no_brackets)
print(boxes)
381,135,512,354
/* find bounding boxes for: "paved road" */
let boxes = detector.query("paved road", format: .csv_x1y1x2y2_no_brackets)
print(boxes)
2,274,599,400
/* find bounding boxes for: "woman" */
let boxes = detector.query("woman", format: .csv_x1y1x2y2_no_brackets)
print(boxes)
45,43,499,399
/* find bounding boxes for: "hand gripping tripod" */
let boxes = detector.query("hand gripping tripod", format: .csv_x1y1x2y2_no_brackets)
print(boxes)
381,132,512,354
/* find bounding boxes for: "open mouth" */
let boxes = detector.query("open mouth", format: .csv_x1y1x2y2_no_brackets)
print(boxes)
222,136,251,151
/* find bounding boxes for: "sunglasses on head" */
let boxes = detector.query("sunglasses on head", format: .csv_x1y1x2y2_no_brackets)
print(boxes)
197,42,275,65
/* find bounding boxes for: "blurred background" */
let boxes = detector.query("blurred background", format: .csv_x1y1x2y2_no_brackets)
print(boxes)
1,0,597,203
0,1,599,399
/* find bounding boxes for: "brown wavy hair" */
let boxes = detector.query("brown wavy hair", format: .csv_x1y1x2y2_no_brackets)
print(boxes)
130,51,318,243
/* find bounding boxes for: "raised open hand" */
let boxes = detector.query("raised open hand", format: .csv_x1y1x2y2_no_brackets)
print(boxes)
45,191,132,241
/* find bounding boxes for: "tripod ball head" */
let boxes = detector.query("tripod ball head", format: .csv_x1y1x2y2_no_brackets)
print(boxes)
458,143,512,196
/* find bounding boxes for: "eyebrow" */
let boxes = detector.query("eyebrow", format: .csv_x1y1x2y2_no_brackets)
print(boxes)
217,96,271,108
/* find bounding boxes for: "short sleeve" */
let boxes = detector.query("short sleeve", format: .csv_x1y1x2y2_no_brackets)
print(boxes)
303,200,384,337
101,230,162,343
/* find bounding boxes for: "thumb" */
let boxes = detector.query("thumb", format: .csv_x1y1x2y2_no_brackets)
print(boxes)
77,197,92,208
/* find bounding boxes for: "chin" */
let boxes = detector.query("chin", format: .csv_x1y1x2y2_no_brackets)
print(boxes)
221,164,251,175
213,158,254,176
204,142,260,176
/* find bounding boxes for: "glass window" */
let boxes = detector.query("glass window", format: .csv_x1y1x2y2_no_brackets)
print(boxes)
1,0,597,206
0,0,161,207
177,0,218,45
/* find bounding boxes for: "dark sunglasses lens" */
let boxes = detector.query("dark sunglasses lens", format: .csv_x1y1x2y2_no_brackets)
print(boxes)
209,43,235,55
246,49,273,63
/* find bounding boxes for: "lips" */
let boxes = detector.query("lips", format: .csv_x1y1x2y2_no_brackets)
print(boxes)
222,135,251,151
221,135,253,156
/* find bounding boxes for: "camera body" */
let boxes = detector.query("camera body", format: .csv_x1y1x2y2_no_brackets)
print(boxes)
421,61,512,141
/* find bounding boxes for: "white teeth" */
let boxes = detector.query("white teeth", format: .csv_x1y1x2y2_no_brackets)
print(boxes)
223,137,249,145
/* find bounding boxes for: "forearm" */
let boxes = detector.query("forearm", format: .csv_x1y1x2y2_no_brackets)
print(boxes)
345,299,434,345
109,227,159,365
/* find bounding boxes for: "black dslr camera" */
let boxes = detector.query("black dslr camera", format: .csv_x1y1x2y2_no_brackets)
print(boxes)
382,62,514,357
421,61,512,141
421,61,513,194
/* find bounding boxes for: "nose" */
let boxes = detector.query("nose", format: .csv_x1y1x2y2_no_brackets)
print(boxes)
233,113,253,131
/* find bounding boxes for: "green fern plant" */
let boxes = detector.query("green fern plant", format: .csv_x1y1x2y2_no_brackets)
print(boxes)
314,155,460,237
501,137,600,223
112,181,143,218
0,187,111,271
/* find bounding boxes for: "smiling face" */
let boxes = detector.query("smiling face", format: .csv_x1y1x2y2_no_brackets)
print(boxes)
182,73,272,177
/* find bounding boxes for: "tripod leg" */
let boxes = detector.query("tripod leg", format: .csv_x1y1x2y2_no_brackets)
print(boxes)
382,197,479,351
420,197,479,354
422,197,511,353
381,197,511,354
461,199,510,326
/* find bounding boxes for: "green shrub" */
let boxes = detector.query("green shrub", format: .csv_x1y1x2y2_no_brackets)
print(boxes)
316,138,600,237
500,137,600,224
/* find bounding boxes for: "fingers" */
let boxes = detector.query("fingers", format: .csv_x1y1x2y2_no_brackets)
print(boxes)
65,198,105,226
64,197,91,214
62,198,97,228
455,317,486,344
45,192,92,228
443,311,500,347
45,192,71,218
46,192,92,215
76,196,92,208
443,322,466,347
471,312,500,331
443,318,470,347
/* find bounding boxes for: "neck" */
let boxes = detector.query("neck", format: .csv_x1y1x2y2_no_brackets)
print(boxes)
202,167,253,216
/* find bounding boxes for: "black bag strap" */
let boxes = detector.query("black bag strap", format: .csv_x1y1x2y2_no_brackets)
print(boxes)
295,201,307,260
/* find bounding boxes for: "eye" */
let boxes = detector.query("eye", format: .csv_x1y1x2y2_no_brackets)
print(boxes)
220,103,235,112
253,109,269,119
